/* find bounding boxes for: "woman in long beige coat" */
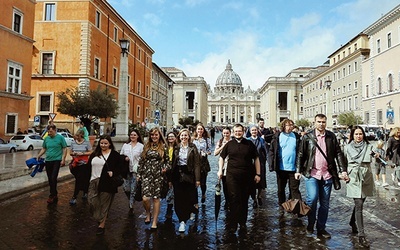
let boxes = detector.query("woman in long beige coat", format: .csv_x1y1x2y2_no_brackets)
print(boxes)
343,125,377,248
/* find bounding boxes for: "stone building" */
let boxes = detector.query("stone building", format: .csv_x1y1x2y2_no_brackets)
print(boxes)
207,60,260,127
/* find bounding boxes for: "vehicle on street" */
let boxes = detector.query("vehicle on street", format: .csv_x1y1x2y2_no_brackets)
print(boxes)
27,128,39,134
57,132,74,146
9,135,43,151
359,124,382,141
0,138,18,153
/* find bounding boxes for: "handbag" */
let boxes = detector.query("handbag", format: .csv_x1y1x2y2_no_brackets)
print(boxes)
102,154,124,189
179,172,194,184
134,180,143,201
281,199,311,217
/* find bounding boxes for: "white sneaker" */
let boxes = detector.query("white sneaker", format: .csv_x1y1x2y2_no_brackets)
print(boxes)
178,221,186,232
392,173,396,182
375,181,381,186
382,182,389,187
190,213,195,220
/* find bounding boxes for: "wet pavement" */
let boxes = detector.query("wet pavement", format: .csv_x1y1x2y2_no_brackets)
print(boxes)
1,135,400,249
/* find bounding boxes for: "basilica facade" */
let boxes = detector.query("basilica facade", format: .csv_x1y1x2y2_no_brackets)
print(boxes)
207,60,260,127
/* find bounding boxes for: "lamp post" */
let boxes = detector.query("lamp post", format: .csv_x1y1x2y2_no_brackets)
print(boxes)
115,38,130,138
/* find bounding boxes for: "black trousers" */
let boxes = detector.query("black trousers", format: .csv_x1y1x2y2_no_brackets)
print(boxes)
276,170,301,204
226,170,251,230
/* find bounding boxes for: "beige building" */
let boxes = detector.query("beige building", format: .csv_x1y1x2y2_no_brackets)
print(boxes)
302,34,370,128
259,67,320,128
162,67,209,127
151,63,174,128
362,4,400,129
207,60,259,127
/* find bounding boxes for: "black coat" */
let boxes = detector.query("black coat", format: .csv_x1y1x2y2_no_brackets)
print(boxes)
88,150,123,193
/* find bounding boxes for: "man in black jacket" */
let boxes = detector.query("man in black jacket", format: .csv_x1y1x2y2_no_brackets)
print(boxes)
295,114,345,239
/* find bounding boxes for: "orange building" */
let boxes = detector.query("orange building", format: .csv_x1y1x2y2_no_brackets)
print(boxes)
30,0,154,134
0,0,36,139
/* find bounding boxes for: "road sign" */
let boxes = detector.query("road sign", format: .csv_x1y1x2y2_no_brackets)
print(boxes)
33,116,40,126
155,110,160,120
155,119,159,125
49,113,57,121
387,109,394,124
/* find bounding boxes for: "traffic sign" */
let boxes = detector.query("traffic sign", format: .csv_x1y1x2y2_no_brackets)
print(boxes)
33,116,40,126
155,119,159,125
49,113,57,121
387,109,394,124
155,110,160,119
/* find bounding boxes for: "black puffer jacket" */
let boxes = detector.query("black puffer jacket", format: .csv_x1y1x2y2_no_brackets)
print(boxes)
296,130,346,177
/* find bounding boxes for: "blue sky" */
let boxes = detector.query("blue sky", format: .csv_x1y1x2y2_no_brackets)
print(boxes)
108,0,399,89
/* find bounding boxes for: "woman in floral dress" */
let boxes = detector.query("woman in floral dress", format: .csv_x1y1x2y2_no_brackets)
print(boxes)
137,127,169,230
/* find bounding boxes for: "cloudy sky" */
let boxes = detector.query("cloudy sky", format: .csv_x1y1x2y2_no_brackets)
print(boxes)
108,0,398,89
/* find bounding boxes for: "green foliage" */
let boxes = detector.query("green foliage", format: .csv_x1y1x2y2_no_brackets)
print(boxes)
337,111,363,127
56,87,119,130
295,118,312,129
178,117,194,128
129,123,148,138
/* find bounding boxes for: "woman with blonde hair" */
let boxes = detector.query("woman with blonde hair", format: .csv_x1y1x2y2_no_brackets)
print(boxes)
386,127,400,186
137,127,170,230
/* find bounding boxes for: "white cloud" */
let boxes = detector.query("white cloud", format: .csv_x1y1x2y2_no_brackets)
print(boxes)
184,0,207,7
143,13,162,26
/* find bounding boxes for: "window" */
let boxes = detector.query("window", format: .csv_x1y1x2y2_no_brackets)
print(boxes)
354,96,358,108
354,62,358,71
388,33,392,48
333,101,336,113
94,58,100,78
138,49,142,61
146,86,149,98
348,47,351,55
378,110,383,124
343,99,346,111
39,95,51,112
343,68,346,77
377,77,382,94
44,3,55,21
348,65,351,75
365,112,370,124
377,39,381,53
365,84,369,98
354,81,358,89
338,101,341,112
137,81,141,94
348,97,352,110
343,86,345,93
112,68,117,85
6,114,17,134
348,83,351,91
41,52,54,74
113,27,118,42
136,105,141,117
95,10,100,28
389,74,393,92
354,43,358,50
127,75,131,90
7,62,22,94
13,9,23,33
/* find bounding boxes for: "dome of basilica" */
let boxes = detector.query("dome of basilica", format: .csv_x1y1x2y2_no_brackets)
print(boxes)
216,60,242,86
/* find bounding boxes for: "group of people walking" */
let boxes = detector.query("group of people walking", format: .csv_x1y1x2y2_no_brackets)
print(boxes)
36,115,390,248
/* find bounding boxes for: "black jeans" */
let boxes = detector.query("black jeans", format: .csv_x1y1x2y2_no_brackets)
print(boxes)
45,160,61,197
276,170,301,204
350,198,366,237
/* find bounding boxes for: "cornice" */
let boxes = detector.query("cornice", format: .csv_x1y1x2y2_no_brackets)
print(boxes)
0,91,33,101
363,5,400,34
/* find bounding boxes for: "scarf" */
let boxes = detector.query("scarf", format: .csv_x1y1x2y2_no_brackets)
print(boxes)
347,141,367,164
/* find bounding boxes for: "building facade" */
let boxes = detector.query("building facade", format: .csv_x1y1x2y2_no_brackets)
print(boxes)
30,0,154,134
162,67,209,127
0,0,35,139
207,60,259,127
362,4,400,129
151,63,174,129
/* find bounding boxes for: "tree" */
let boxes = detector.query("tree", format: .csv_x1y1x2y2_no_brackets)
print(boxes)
337,111,363,128
178,117,194,128
296,118,311,130
57,87,119,133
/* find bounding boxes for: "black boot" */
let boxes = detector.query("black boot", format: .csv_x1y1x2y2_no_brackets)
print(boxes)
349,222,358,234
165,204,173,219
359,236,370,248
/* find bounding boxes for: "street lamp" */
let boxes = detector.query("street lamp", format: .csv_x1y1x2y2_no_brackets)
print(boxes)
115,38,130,138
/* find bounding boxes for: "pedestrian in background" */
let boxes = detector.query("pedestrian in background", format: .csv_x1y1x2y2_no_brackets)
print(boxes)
374,140,388,187
170,128,201,233
247,124,267,208
137,127,169,230
68,129,92,205
165,131,178,219
120,129,144,214
343,125,377,248
295,114,345,239
87,135,122,235
37,124,68,204
386,127,400,186
192,123,212,205
218,124,261,234
214,126,232,209
78,121,89,141
269,119,302,207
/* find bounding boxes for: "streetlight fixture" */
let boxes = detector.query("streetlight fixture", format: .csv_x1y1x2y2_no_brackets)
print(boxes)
115,38,130,138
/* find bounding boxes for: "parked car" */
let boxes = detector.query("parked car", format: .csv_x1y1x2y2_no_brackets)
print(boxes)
0,138,18,153
9,134,43,151
57,132,75,146
27,128,39,134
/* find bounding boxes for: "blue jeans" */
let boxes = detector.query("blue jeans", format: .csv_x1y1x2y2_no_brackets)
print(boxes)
45,160,61,197
304,177,333,231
